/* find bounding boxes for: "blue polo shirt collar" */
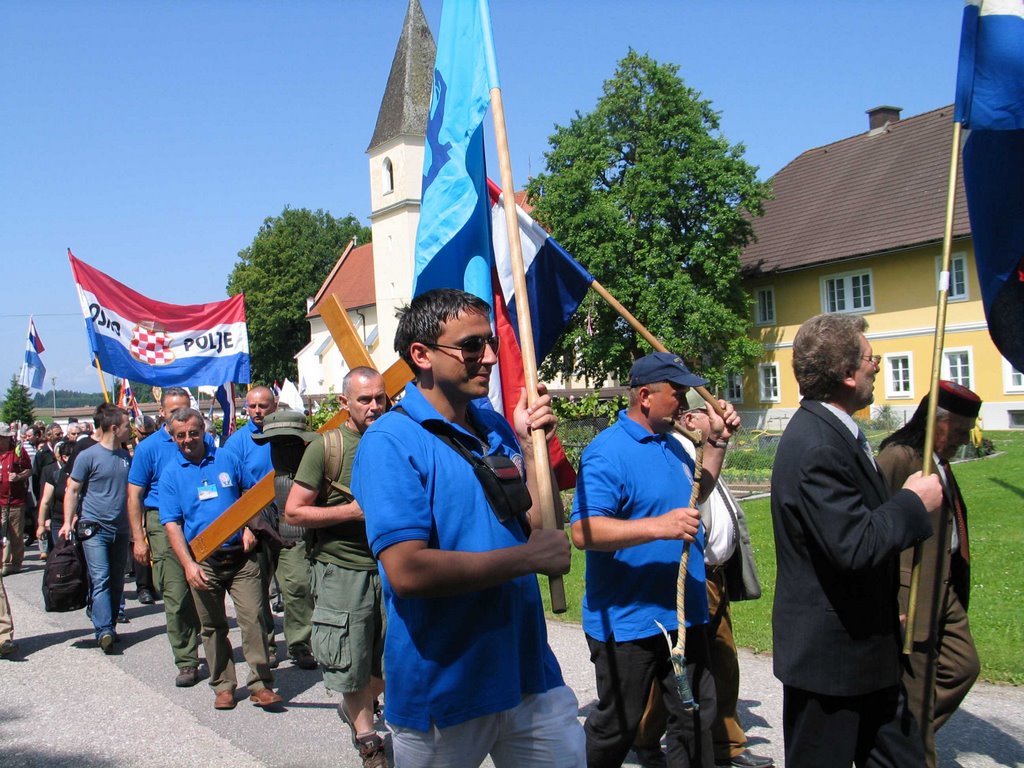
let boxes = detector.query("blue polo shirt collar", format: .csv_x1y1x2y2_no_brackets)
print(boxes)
616,410,665,444
176,450,216,470
398,382,502,455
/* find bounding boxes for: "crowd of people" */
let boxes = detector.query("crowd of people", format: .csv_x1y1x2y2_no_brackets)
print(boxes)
0,293,985,768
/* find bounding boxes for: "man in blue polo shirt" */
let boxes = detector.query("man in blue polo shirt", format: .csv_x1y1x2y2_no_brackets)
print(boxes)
571,351,738,768
220,385,315,671
353,288,585,768
127,386,204,687
160,407,281,712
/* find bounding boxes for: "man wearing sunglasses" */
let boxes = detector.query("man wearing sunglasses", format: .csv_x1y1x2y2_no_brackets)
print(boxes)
353,288,584,768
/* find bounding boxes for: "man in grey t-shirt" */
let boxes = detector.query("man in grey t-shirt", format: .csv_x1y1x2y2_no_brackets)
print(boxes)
61,403,132,652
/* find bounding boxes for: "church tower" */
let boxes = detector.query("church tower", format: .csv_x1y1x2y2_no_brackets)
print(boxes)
366,0,435,369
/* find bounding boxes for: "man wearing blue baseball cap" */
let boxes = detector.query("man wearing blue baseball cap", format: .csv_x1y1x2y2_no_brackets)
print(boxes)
571,351,740,768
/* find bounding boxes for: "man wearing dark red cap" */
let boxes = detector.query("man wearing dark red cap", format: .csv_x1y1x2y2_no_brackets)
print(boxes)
877,381,983,768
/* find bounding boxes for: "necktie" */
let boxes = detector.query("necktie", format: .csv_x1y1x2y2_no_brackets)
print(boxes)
938,458,970,562
857,430,877,469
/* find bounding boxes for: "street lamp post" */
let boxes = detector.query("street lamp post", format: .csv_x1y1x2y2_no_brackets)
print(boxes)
51,376,57,417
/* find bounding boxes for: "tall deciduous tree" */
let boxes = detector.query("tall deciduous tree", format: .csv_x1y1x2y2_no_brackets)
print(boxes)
227,208,370,384
1,375,35,425
527,50,770,388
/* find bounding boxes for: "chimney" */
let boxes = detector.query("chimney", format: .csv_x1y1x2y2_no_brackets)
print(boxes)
866,105,902,131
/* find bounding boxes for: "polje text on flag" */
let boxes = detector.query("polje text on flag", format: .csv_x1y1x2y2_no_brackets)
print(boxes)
19,317,46,391
955,0,1024,372
68,249,251,387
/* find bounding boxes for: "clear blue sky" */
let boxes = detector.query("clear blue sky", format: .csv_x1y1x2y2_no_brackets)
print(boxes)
1,0,964,400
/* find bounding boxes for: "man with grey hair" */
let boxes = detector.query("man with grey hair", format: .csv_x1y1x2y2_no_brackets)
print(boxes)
128,386,205,686
771,313,942,767
284,366,388,768
160,407,281,711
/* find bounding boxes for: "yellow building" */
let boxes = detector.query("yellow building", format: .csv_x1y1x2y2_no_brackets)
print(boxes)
738,105,1024,430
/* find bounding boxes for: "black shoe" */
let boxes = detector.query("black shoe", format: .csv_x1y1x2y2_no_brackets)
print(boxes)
717,752,775,768
117,610,130,624
137,589,155,605
289,647,318,670
175,666,201,687
634,744,667,768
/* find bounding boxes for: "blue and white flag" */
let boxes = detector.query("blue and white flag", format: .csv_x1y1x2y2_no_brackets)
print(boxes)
412,0,499,301
19,317,46,391
955,0,1024,371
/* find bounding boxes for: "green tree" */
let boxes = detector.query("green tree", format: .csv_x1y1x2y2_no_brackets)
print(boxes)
527,50,770,389
1,375,35,425
227,208,371,384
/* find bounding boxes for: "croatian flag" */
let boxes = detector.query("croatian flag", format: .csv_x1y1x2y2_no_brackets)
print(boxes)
19,317,46,391
117,379,143,422
413,0,593,487
955,0,1024,372
487,181,594,488
68,250,251,387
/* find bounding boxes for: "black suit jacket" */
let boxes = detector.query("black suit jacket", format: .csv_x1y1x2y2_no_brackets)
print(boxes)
770,400,932,697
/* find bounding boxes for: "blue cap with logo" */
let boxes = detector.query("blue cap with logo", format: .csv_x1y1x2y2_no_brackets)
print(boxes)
628,352,708,388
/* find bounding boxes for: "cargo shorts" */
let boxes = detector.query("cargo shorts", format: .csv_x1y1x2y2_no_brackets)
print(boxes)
309,560,385,693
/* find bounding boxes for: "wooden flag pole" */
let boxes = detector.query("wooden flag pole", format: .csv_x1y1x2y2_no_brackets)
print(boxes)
589,280,727,418
490,86,567,614
905,121,962,657
94,356,111,403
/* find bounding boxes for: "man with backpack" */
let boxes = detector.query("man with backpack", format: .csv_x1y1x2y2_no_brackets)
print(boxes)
283,366,388,768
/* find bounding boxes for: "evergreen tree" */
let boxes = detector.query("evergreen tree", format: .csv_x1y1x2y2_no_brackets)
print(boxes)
1,375,35,425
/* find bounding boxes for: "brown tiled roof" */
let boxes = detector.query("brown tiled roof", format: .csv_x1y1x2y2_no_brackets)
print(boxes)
742,105,971,276
307,241,375,317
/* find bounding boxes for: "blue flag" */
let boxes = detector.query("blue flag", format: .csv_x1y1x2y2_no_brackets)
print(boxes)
955,0,1024,372
19,317,46,391
412,0,499,303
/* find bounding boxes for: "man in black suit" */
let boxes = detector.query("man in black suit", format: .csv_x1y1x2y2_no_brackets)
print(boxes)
770,313,942,767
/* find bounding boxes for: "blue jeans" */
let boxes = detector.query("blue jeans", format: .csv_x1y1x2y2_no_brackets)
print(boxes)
80,524,129,639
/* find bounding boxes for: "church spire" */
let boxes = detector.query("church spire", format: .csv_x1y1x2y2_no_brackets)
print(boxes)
367,0,436,151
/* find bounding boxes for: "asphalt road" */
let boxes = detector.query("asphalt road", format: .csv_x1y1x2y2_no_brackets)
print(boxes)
1,546,1022,768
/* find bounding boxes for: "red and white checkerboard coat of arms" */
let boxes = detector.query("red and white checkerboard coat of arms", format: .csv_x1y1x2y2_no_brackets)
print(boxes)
130,324,176,366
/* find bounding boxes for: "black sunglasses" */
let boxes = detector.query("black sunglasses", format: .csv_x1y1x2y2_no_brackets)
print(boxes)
426,335,500,360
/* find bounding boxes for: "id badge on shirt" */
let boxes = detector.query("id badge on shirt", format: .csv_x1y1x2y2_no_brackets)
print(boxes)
197,481,219,502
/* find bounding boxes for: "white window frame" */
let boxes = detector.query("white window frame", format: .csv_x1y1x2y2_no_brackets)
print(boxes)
725,373,744,403
820,268,875,314
754,286,776,326
1003,358,1024,394
381,157,394,195
942,347,974,390
936,251,969,302
758,363,780,403
884,352,914,400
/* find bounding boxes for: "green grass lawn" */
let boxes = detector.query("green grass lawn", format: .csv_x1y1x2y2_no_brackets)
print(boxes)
543,430,1023,684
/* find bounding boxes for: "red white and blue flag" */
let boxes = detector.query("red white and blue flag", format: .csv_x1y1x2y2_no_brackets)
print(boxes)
955,0,1024,372
117,379,143,422
19,317,46,391
412,0,593,487
68,250,251,387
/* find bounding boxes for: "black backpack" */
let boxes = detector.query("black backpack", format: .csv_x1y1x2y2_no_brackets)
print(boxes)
42,534,89,612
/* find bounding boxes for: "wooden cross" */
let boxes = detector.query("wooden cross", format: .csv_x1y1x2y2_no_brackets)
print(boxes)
189,294,411,560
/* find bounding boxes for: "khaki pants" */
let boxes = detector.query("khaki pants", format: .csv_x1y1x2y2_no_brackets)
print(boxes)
191,553,272,694
0,553,13,644
707,567,749,761
903,583,979,768
257,538,313,653
2,504,25,572
148,509,201,669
